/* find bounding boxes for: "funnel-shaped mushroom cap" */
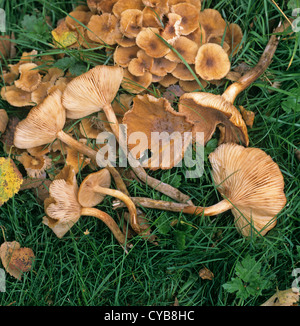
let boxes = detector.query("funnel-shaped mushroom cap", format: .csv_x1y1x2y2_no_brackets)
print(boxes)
14,89,66,149
170,3,200,35
78,168,112,207
122,94,193,170
195,43,231,81
62,65,124,119
198,9,226,40
14,63,42,92
209,143,286,236
178,92,249,146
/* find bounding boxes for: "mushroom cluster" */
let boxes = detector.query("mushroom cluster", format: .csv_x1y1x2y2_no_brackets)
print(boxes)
51,0,243,93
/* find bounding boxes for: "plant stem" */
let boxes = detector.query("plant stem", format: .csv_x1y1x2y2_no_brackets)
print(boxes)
113,197,233,216
93,185,140,234
81,207,131,250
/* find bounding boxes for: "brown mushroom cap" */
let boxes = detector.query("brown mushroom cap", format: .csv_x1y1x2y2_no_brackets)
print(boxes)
198,8,226,40
14,63,42,92
194,43,231,81
121,68,152,94
1,85,34,107
87,13,122,45
0,35,11,60
112,0,144,18
178,92,249,146
62,65,124,119
128,49,153,76
149,56,177,77
78,168,111,207
171,63,196,81
65,10,93,30
0,109,9,134
136,27,170,58
113,45,140,68
119,9,144,38
160,13,183,44
122,94,194,170
17,152,52,178
14,89,66,149
165,36,199,64
170,3,200,35
209,143,286,236
225,23,244,56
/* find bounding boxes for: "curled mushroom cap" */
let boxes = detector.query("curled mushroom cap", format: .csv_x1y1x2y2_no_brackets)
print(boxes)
165,36,199,64
121,68,152,94
195,43,231,81
178,92,249,146
208,143,286,236
87,14,122,45
198,9,226,40
1,85,34,107
14,63,42,92
160,13,183,44
136,28,170,58
119,9,144,38
112,0,144,18
122,94,194,170
128,49,154,76
170,3,200,35
225,23,244,56
62,65,124,119
65,10,93,30
113,45,140,68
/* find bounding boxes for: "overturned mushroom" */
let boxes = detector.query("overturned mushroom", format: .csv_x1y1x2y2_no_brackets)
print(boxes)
114,143,287,237
43,166,130,249
78,168,140,234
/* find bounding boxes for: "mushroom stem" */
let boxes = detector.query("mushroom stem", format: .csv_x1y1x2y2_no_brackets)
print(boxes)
81,207,131,250
93,185,140,234
56,129,129,195
101,105,193,205
113,197,233,216
222,21,289,104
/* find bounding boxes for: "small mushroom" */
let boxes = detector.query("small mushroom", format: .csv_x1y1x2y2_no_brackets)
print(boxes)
119,9,144,38
165,36,199,64
65,10,93,31
17,152,52,179
149,56,177,77
225,23,244,56
113,45,140,68
1,85,34,107
194,43,231,81
170,3,200,35
198,9,226,40
78,168,140,234
112,0,144,19
43,166,130,249
128,49,153,76
160,13,183,44
121,68,153,93
114,143,287,237
0,109,9,134
14,63,42,92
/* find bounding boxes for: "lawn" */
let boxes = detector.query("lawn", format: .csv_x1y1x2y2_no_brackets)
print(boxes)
0,0,299,307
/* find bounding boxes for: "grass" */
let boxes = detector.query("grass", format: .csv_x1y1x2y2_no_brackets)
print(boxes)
0,0,299,307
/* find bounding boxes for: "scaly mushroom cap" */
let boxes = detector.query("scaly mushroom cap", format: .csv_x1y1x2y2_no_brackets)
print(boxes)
136,27,170,58
62,65,124,119
78,168,111,207
87,13,122,45
178,92,249,146
44,166,81,238
14,63,42,92
14,89,66,149
119,9,144,38
170,3,200,35
209,143,287,236
122,94,193,170
195,43,231,81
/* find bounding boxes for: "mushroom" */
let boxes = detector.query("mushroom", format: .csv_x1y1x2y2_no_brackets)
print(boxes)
17,152,52,179
62,65,193,204
112,0,144,19
225,23,244,56
0,109,9,134
114,143,287,237
194,43,231,81
170,3,200,35
43,166,130,249
149,57,177,77
165,36,199,64
1,85,34,107
65,10,93,31
113,45,140,68
128,49,153,76
160,13,183,44
121,68,153,93
198,9,226,41
14,63,42,92
122,94,194,170
119,9,144,38
78,168,139,234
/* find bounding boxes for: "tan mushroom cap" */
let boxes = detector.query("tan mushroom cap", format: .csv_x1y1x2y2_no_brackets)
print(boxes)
62,65,124,119
14,89,66,149
17,152,52,179
171,63,196,81
87,14,122,45
121,68,152,94
178,92,249,146
1,85,34,107
209,143,287,236
78,169,111,207
31,81,53,105
149,56,177,77
179,79,207,92
14,63,42,92
65,10,93,30
170,3,200,35
160,13,182,45
119,9,144,38
198,9,226,40
158,73,179,87
136,28,170,58
195,43,231,81
142,6,164,28
185,26,207,47
0,109,9,134
169,0,201,10
115,34,137,47
65,141,91,174
112,0,144,18
113,45,140,68
128,49,153,76
225,23,244,56
122,94,194,170
165,36,199,64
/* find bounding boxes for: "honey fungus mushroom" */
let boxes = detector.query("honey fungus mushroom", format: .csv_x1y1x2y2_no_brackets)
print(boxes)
14,63,42,92
78,168,140,234
122,94,194,170
114,143,287,237
119,9,144,38
43,166,130,249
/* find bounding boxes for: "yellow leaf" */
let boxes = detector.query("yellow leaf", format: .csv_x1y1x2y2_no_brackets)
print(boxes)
51,20,78,48
0,157,23,206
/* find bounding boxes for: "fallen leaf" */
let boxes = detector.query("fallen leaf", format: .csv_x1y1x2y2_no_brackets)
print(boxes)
0,157,23,206
239,105,255,128
261,288,299,306
199,267,214,280
51,20,78,48
0,241,35,280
